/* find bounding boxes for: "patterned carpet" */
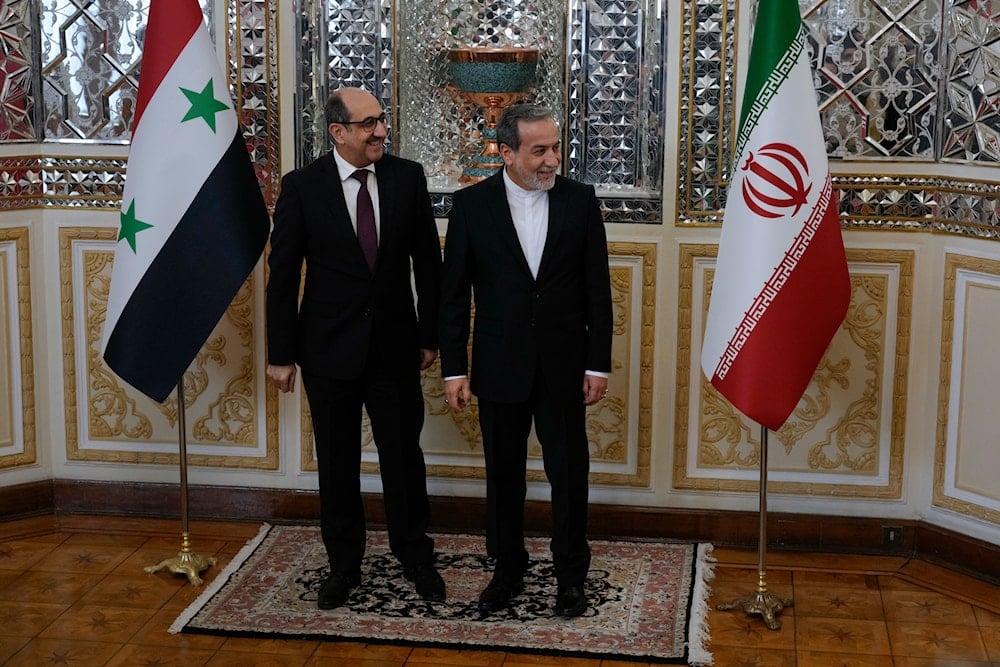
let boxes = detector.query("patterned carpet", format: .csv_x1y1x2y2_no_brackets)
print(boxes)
171,524,714,664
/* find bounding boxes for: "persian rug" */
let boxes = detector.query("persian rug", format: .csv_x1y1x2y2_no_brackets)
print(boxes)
171,524,714,665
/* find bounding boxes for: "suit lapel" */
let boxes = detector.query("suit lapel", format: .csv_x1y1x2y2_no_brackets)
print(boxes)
320,152,375,272
485,172,535,281
373,157,395,265
537,176,567,281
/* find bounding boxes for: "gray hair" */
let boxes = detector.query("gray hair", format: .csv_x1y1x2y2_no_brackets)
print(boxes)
496,103,557,150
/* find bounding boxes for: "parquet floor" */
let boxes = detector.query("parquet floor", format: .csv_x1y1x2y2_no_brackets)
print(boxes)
0,515,997,666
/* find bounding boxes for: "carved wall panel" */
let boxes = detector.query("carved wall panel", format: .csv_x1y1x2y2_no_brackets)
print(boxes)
0,227,35,469
675,245,911,498
58,227,277,469
935,253,1000,524
300,242,656,489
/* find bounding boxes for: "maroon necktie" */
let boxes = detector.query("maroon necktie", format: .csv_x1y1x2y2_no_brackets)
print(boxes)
352,169,377,270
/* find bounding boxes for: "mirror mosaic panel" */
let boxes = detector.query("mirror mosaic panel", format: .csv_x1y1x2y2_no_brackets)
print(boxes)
1,0,1000,235
296,0,665,222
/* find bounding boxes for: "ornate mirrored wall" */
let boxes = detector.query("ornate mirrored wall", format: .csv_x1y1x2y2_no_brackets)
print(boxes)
677,0,1000,235
1,0,214,144
3,0,1000,234
0,0,280,207
294,0,666,222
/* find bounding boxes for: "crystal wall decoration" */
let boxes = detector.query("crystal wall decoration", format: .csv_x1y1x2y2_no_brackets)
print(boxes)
677,0,735,219
1,0,1000,236
30,0,214,144
295,0,395,163
0,0,279,210
37,0,147,142
812,0,940,160
676,0,1000,234
569,0,665,190
942,0,1000,162
395,0,564,187
226,0,281,205
0,0,36,141
298,0,664,220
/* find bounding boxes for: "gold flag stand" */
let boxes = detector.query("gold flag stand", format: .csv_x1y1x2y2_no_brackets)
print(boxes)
716,424,793,630
144,380,217,585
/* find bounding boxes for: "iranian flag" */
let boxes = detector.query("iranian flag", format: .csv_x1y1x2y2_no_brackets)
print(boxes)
700,0,850,431
101,0,269,403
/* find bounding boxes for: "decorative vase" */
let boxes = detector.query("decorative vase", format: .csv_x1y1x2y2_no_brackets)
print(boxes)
447,47,539,183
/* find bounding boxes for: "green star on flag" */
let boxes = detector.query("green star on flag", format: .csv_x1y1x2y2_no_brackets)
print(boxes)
102,0,269,404
118,199,154,253
180,78,229,132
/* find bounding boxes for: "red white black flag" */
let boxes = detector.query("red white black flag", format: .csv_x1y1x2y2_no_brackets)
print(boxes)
102,0,270,402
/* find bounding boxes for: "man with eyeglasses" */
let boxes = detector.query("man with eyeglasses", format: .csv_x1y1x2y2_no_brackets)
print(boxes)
266,87,445,610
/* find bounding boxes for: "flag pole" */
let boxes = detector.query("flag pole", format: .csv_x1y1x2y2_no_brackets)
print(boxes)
716,424,793,630
144,379,217,585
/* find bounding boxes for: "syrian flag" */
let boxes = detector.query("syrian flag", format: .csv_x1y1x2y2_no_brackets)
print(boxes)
700,0,850,431
101,0,270,403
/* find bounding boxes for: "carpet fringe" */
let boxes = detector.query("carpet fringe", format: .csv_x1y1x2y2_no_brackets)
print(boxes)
687,542,716,666
167,522,273,634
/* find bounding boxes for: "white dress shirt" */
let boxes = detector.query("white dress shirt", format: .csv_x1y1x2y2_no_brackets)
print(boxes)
503,169,548,278
445,169,607,382
333,149,381,241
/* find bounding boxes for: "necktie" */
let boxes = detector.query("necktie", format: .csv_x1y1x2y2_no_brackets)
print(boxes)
351,169,377,270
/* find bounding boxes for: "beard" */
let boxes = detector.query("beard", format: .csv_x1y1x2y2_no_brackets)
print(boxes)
516,168,556,191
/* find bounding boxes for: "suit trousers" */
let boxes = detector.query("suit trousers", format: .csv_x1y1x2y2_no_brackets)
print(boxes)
477,369,592,587
301,349,433,575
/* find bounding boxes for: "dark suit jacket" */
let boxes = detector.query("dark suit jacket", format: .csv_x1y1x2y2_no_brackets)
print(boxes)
439,171,613,403
266,152,440,379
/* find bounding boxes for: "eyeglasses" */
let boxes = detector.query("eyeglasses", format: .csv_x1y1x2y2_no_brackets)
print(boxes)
338,113,388,132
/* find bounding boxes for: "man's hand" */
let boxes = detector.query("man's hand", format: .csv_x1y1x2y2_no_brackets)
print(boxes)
582,373,609,406
444,377,472,411
267,364,297,393
419,348,438,371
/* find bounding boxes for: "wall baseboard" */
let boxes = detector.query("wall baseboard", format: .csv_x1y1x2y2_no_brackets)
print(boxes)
2,479,995,585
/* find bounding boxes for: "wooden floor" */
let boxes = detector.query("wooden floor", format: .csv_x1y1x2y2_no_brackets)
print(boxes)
0,515,997,666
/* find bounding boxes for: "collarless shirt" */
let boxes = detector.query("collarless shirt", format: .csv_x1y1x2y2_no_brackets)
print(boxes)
503,169,548,279
333,149,381,239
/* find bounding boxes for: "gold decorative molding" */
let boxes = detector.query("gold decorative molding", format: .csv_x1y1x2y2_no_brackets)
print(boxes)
300,242,656,489
0,227,36,470
934,253,1000,525
674,245,910,498
58,227,277,469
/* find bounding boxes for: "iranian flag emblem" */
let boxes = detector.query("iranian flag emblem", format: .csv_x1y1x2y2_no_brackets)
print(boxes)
700,0,850,430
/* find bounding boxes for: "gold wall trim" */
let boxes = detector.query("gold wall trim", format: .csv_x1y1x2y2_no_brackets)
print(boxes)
58,227,278,469
299,242,656,489
674,244,911,499
934,253,1000,524
0,227,36,469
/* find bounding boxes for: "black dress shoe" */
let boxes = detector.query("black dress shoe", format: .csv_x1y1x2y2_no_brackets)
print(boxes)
317,571,360,610
477,572,524,614
554,585,587,617
404,563,446,601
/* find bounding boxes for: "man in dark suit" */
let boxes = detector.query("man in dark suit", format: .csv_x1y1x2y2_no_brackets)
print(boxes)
439,103,613,617
266,87,445,610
